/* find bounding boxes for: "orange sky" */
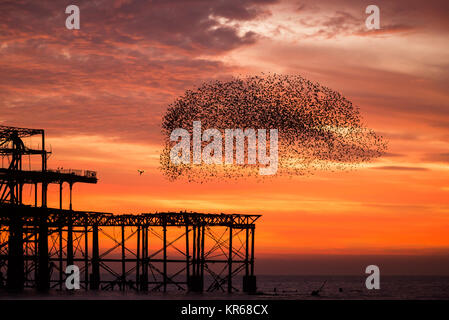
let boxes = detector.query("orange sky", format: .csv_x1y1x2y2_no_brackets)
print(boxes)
1,0,449,271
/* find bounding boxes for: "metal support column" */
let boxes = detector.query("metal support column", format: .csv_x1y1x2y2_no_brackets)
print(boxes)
163,222,167,292
91,224,100,290
228,226,232,293
34,183,38,207
201,225,204,281
58,183,63,290
136,225,140,290
7,214,24,292
251,227,255,276
36,211,49,292
121,224,125,291
67,215,73,267
84,225,88,290
69,183,73,211
185,222,190,289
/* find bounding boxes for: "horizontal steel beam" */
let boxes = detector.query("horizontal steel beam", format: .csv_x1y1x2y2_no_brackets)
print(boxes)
0,205,260,227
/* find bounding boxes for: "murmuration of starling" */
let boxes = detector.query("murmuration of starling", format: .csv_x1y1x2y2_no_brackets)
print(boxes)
160,74,387,182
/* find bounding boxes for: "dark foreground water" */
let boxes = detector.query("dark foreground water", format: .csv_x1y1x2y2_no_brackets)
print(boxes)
256,275,449,300
1,275,448,300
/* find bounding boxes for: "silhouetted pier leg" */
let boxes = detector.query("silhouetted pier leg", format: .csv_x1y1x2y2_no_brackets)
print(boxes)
59,183,63,210
163,222,167,292
188,225,202,292
136,226,140,291
84,225,88,290
243,227,249,292
66,206,74,290
245,228,249,277
200,225,204,285
140,226,148,291
251,227,255,277
121,224,125,291
34,183,37,207
90,224,100,290
19,183,23,204
7,214,24,292
192,225,196,277
67,216,73,266
185,223,190,290
196,225,200,288
243,226,257,293
188,225,194,291
228,226,233,293
59,184,63,290
41,183,47,208
196,225,200,277
59,225,63,290
36,211,49,292
69,183,73,211
34,219,38,285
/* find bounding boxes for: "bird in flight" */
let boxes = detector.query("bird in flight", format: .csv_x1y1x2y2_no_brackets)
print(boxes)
137,169,145,176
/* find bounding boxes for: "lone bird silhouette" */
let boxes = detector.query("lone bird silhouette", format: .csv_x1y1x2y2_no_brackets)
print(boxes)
137,169,145,176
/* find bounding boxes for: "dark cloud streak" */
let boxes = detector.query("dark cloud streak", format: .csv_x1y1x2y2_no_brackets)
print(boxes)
0,0,279,141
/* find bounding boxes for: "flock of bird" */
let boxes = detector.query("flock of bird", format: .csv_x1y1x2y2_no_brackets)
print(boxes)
160,74,387,182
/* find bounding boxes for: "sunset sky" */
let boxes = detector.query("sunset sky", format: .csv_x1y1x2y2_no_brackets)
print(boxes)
1,0,449,274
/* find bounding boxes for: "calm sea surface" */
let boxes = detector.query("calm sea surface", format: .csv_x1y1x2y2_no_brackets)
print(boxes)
1,275,448,299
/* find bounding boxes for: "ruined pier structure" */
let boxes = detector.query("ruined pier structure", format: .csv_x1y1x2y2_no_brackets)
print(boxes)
0,125,259,293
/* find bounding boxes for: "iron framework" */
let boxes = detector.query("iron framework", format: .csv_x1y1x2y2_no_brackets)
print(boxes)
0,125,260,294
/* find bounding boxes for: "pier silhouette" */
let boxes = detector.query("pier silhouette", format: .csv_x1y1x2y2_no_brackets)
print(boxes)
0,125,259,294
